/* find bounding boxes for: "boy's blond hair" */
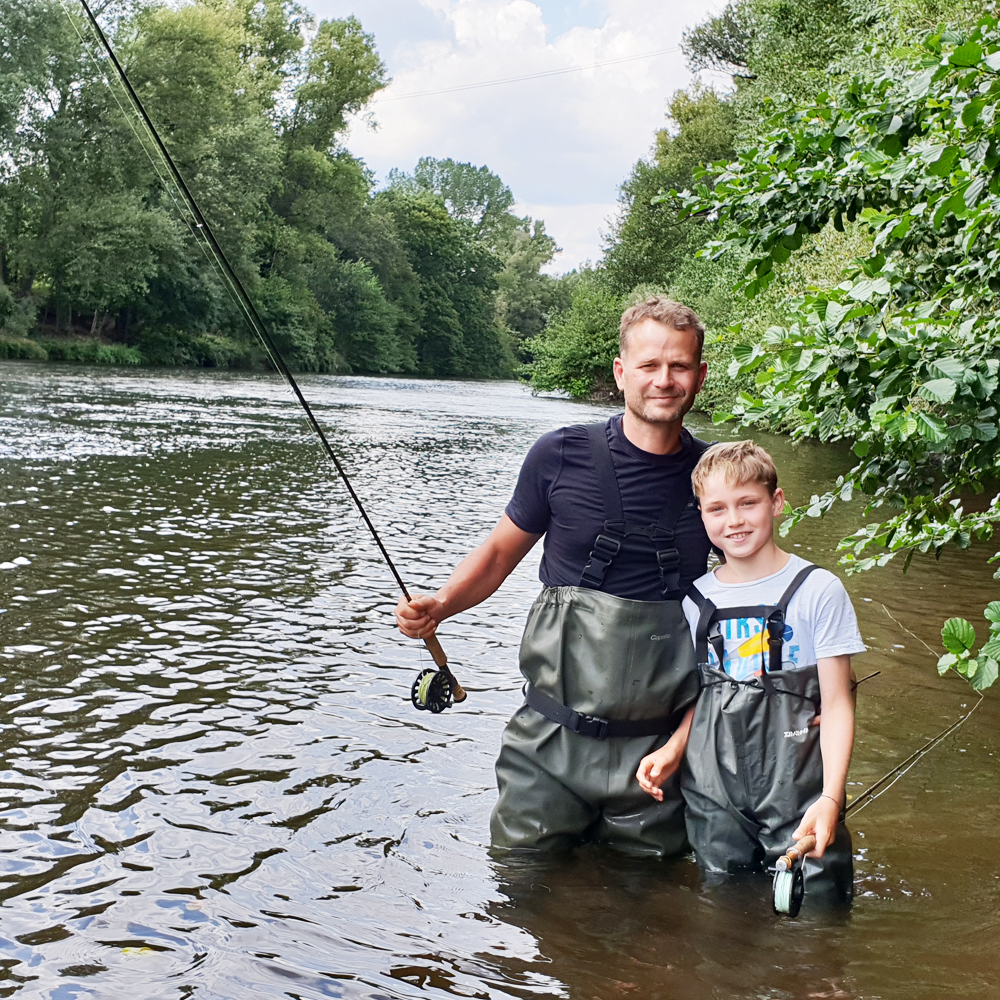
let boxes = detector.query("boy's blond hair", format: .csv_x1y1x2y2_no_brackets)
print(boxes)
691,440,778,498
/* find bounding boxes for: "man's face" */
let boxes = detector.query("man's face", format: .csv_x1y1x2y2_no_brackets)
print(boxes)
613,318,708,426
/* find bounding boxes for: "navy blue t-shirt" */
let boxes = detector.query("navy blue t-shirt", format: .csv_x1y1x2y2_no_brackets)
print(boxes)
505,415,712,601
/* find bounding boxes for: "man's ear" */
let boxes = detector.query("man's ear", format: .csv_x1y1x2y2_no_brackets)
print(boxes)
613,356,625,389
696,360,708,393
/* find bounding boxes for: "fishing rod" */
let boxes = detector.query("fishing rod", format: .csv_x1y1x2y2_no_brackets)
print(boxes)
69,0,464,713
845,693,983,817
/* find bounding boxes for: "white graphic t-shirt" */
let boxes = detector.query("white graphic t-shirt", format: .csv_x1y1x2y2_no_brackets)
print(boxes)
681,554,866,681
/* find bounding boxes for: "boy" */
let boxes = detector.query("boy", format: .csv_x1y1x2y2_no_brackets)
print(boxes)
636,440,864,904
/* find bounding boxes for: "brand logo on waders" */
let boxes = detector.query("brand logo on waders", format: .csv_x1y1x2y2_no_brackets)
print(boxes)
650,634,672,641
783,727,809,738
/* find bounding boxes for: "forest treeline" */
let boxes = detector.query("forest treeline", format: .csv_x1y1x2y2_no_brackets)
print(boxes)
0,0,984,393
0,0,567,376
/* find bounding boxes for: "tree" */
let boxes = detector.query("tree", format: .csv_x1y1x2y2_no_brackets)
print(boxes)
688,15,1000,690
523,272,622,399
377,189,510,377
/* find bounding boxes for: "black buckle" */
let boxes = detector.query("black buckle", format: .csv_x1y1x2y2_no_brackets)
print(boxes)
656,548,680,571
592,532,622,559
574,713,609,739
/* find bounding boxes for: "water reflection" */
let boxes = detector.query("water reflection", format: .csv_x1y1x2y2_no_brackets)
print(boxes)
0,363,997,998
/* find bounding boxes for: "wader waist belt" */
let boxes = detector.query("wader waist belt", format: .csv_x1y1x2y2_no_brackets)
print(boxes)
524,682,685,739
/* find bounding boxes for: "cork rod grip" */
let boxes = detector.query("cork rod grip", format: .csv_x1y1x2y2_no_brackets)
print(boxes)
422,633,466,703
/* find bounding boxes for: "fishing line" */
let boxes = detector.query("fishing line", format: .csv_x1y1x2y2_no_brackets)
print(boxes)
65,0,465,708
846,694,983,817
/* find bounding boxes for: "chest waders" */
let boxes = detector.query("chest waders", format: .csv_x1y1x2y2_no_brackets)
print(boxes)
490,424,705,855
681,564,854,907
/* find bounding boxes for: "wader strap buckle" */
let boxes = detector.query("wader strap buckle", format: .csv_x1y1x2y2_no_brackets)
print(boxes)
656,547,682,599
766,609,785,673
524,684,682,740
580,531,622,588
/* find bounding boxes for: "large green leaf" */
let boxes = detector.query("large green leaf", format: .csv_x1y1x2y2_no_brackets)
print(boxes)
941,617,976,654
950,41,983,67
929,358,967,381
970,656,999,690
979,637,1000,659
917,377,957,404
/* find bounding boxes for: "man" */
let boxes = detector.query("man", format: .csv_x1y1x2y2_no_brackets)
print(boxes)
396,296,711,854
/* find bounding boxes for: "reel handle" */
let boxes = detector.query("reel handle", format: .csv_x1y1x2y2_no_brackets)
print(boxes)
422,633,467,703
776,834,817,871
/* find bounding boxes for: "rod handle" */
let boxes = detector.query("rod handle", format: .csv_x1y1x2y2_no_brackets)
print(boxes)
422,634,466,703
776,834,817,870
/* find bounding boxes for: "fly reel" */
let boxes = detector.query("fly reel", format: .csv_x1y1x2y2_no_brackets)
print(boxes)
411,668,454,713
772,833,816,917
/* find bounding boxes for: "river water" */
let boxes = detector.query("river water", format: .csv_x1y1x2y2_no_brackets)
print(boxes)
1,362,997,1000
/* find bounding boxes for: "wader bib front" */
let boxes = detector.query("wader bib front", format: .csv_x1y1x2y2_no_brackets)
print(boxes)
491,423,706,855
681,565,853,905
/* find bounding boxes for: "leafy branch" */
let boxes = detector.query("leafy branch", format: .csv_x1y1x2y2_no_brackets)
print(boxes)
674,14,1000,689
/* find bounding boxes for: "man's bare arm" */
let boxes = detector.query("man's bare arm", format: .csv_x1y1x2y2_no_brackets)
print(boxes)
395,514,542,638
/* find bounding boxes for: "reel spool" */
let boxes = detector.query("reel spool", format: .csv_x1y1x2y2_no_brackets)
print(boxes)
772,833,816,917
772,866,805,917
411,668,453,713
409,633,466,713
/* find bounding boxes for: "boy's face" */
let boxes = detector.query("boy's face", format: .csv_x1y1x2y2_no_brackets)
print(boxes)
697,472,785,562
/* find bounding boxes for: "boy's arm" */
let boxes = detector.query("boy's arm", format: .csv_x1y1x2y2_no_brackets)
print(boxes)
636,705,695,801
793,653,855,856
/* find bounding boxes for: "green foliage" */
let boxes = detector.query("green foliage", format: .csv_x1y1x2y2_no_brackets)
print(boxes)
694,16,1000,574
36,339,143,364
684,12,1000,692
523,273,623,399
377,189,511,377
937,606,1000,691
495,221,572,356
0,1,530,378
0,337,47,361
605,85,737,296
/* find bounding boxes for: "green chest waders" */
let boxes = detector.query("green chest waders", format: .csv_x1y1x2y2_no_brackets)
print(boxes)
490,424,707,855
680,565,853,906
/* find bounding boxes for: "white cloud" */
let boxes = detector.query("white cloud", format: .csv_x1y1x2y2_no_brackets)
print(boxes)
305,0,722,271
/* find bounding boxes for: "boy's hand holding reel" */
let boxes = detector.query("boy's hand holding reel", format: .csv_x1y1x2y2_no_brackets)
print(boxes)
772,834,817,917
771,794,839,917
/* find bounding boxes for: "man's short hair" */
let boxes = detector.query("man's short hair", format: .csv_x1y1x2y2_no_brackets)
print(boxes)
691,440,779,498
619,296,705,357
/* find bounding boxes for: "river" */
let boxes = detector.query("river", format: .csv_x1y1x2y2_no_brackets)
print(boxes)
1,362,997,999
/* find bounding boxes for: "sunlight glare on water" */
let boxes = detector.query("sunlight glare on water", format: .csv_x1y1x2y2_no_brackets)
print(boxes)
0,363,997,999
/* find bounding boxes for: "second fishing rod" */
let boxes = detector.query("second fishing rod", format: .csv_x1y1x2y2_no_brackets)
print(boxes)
72,0,464,713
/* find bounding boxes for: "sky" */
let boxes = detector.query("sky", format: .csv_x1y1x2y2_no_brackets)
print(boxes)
303,0,727,273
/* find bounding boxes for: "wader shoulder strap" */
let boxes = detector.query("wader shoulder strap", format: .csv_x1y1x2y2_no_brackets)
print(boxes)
524,683,686,740
689,585,723,669
766,563,819,674
579,422,625,590
580,422,701,597
585,421,624,521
